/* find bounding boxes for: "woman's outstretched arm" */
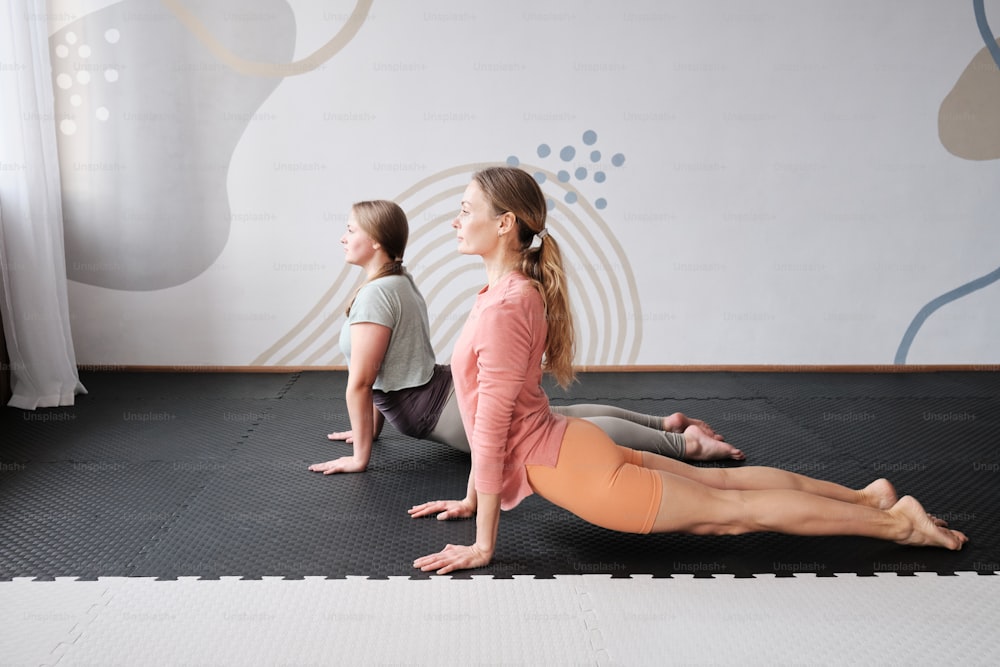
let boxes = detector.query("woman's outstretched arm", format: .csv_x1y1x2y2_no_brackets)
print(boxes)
309,322,391,474
408,464,478,521
412,490,499,574
327,405,385,443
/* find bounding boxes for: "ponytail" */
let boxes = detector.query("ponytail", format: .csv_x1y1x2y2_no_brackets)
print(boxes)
474,167,576,388
519,233,576,388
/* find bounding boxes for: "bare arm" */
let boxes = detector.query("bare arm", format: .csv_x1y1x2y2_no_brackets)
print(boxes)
411,467,497,575
408,462,478,520
325,404,384,443
309,322,391,474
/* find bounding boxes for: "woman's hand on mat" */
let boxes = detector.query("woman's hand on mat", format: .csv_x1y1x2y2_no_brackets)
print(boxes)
327,429,354,443
407,499,476,521
308,456,367,474
413,543,492,574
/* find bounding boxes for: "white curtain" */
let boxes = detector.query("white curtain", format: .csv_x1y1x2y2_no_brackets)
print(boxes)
0,0,86,409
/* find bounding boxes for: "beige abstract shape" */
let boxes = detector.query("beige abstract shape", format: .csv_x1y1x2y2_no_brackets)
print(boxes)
161,0,373,77
939,39,1000,160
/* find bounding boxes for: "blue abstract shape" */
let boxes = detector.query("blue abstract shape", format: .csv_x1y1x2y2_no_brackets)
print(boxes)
575,167,588,180
507,155,520,166
565,191,577,204
594,171,606,183
560,145,576,161
590,150,601,162
974,0,1000,69
595,198,607,210
895,2,999,363
533,171,547,184
537,144,551,158
894,265,1000,363
582,129,598,145
557,170,570,182
611,153,626,167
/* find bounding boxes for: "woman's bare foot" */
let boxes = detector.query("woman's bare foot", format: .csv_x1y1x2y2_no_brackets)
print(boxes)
890,496,968,550
858,478,898,509
664,412,725,441
683,425,745,461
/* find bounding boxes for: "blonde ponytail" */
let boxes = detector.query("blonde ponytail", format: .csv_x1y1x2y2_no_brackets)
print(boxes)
473,167,576,387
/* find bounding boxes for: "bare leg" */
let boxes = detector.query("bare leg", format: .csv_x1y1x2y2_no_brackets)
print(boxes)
639,450,897,509
649,469,968,549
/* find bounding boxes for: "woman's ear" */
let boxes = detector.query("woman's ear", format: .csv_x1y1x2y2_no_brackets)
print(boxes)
497,211,517,236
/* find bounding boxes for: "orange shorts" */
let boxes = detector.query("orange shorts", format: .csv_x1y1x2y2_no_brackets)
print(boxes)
526,418,663,534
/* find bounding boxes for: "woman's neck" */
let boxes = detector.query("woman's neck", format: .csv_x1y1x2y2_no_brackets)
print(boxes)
363,254,392,279
483,253,518,289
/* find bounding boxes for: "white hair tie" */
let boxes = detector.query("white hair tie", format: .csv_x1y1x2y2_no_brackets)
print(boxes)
536,228,549,240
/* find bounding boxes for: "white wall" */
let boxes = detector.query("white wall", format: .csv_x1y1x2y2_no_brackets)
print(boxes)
50,0,1000,366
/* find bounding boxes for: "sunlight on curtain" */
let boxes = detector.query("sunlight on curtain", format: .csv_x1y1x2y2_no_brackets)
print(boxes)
0,0,86,409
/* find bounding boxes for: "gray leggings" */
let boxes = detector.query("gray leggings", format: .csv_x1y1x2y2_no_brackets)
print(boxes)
426,392,686,459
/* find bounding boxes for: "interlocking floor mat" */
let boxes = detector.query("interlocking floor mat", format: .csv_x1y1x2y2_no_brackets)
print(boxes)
2,371,997,579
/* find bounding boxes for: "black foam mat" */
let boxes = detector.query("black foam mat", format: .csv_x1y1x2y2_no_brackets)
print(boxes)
1,371,997,579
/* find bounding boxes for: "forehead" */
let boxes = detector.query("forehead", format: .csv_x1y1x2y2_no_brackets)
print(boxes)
461,180,485,206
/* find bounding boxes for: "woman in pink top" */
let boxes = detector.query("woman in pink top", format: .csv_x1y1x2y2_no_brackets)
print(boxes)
410,166,968,574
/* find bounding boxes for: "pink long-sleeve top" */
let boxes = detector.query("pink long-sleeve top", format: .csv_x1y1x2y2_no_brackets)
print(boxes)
451,271,568,510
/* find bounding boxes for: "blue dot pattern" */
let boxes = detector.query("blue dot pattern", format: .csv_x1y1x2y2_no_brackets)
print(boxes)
509,129,624,211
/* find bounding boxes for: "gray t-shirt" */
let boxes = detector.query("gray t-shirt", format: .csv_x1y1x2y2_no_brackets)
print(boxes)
339,272,436,392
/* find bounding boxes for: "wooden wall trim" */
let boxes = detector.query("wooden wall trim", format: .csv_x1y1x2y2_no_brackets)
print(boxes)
77,364,1000,374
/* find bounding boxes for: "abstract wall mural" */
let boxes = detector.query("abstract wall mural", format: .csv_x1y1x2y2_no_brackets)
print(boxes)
48,1,998,367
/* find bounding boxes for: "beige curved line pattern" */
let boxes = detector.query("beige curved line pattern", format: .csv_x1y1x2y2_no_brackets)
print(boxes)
161,0,373,77
939,38,1000,160
393,162,501,202
559,174,645,362
253,161,643,366
398,165,606,366
516,162,642,364
398,161,642,365
405,182,615,363
409,227,471,291
250,263,361,365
